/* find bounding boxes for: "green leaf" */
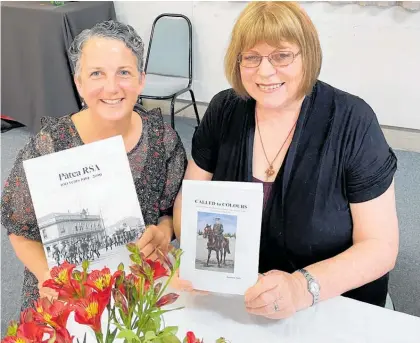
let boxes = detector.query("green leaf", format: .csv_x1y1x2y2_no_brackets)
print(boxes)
161,326,178,336
161,335,182,343
118,262,125,271
153,315,162,332
154,306,185,316
145,331,157,341
148,310,163,318
143,317,158,333
117,329,141,342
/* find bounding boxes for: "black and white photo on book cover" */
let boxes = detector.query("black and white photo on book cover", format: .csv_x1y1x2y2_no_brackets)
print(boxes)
23,135,145,273
180,180,264,295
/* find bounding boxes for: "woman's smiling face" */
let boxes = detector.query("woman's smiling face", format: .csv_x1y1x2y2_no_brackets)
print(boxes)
75,37,144,121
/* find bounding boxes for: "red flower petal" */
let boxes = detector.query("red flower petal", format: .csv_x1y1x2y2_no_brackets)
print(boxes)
156,293,179,307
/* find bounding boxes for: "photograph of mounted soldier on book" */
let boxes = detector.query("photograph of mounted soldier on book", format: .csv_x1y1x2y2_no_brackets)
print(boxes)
41,207,145,271
195,212,236,273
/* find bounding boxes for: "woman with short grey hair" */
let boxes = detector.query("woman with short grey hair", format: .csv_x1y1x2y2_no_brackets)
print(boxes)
1,20,187,311
68,20,145,77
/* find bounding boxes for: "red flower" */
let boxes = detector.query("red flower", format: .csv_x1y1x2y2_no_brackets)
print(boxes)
19,308,36,324
1,322,54,343
85,267,121,304
18,322,53,342
130,259,168,285
186,331,196,343
2,335,31,343
112,288,128,316
55,327,74,343
125,273,147,294
129,264,147,279
156,249,173,271
42,261,81,300
184,331,202,343
33,298,72,330
156,293,179,307
147,259,169,280
73,292,107,333
118,281,127,297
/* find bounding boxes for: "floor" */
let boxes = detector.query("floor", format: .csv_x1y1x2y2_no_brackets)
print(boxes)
1,114,419,337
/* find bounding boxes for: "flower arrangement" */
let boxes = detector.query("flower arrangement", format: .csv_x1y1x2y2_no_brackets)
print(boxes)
2,243,229,343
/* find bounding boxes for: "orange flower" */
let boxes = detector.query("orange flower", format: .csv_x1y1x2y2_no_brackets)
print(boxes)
73,292,107,333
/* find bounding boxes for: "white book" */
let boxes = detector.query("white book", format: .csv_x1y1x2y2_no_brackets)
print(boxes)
23,135,145,272
179,180,264,295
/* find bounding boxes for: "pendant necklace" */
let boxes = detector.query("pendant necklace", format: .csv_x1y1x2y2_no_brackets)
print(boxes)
255,114,297,180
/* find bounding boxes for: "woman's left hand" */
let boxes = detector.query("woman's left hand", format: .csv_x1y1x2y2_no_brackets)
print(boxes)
136,224,171,260
244,270,309,319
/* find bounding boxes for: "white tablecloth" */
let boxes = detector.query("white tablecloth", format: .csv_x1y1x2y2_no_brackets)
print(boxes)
68,291,420,342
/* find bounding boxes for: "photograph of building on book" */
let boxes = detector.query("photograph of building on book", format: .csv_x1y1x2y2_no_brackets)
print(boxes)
195,211,237,273
39,207,145,271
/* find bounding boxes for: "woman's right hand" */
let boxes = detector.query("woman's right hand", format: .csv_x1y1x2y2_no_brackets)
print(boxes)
170,269,210,295
37,270,59,301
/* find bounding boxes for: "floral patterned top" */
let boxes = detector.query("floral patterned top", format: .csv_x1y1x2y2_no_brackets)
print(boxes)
1,106,187,310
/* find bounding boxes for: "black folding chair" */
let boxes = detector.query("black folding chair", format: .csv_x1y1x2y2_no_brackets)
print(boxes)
139,13,200,130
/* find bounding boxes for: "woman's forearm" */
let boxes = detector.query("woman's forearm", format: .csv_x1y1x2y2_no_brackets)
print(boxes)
172,190,182,240
9,234,49,281
292,239,398,310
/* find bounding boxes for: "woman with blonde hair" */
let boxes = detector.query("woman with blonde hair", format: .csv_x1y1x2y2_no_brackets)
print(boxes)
148,2,399,319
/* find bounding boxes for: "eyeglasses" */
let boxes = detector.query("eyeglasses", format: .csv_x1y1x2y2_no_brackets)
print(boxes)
238,51,301,68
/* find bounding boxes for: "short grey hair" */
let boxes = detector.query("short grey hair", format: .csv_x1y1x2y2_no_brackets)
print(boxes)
68,20,145,76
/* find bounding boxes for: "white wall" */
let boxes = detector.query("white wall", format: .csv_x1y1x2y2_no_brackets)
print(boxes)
115,1,420,130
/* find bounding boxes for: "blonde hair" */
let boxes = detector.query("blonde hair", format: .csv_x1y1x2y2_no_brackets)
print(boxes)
224,1,322,99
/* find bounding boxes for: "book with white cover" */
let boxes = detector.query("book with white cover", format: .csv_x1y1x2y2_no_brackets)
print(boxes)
23,135,145,272
179,180,264,295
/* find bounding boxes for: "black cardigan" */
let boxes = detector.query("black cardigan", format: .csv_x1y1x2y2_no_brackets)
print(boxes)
191,80,397,307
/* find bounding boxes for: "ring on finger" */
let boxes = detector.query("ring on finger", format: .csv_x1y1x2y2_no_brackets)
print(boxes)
273,300,279,312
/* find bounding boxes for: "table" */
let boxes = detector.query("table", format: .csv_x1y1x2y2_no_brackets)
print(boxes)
1,1,116,133
68,291,420,342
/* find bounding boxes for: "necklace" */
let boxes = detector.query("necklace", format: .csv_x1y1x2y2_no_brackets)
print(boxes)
256,115,297,180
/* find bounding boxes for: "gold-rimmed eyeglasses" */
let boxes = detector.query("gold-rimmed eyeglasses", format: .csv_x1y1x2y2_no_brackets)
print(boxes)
238,51,301,68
